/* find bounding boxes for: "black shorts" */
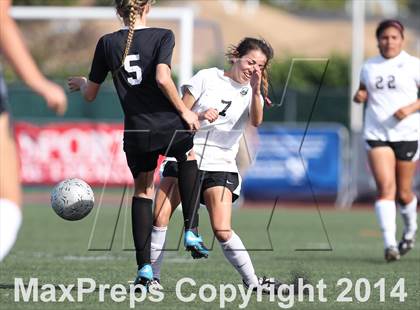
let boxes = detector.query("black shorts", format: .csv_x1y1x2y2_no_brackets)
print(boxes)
365,140,419,161
124,136,193,178
162,160,240,203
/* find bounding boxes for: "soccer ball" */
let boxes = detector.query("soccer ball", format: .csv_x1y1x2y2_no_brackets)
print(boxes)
51,178,95,221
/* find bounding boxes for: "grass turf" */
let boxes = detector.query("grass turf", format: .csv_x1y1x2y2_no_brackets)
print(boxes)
0,197,419,309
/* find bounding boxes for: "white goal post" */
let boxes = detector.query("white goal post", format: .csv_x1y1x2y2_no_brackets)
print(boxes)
11,6,194,85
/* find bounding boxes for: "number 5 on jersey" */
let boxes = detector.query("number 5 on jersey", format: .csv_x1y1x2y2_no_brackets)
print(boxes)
124,54,142,86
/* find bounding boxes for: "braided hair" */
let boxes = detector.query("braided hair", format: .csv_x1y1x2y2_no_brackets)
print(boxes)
114,0,151,71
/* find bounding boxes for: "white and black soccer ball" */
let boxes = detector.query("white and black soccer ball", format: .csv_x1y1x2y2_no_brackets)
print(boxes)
51,178,95,221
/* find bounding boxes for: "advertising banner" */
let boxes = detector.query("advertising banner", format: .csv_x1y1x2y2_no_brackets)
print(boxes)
243,125,343,200
14,122,162,186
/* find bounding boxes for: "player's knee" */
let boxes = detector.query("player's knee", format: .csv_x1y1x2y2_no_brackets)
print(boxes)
153,220,169,229
396,190,414,206
377,182,396,199
214,229,232,242
153,210,171,227
133,174,155,198
133,187,154,199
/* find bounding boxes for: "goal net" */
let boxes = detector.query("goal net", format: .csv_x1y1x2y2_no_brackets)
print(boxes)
10,5,194,85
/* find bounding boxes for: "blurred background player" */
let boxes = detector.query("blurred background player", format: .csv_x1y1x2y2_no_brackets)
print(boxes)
68,0,206,287
353,19,419,262
151,37,284,292
0,0,67,262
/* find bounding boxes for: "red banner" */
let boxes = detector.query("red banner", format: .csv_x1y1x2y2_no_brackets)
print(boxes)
14,122,163,186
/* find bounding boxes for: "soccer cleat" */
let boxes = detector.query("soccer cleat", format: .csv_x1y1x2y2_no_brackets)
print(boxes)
398,237,415,256
243,276,288,295
184,230,209,259
133,264,153,291
384,246,400,262
149,278,164,291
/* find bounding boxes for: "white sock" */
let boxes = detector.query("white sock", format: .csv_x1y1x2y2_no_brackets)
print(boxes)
375,200,397,249
398,196,418,240
219,231,258,286
150,226,167,280
0,199,22,261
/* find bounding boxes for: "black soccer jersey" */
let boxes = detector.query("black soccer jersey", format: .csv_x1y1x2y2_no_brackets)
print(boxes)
88,27,189,152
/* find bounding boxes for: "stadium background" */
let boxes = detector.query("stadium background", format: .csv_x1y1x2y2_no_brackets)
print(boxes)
1,1,419,309
4,0,420,205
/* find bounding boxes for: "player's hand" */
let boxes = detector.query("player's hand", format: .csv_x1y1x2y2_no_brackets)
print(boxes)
199,108,218,123
181,109,200,131
394,105,412,120
250,67,262,96
67,76,87,92
353,89,368,103
39,80,67,116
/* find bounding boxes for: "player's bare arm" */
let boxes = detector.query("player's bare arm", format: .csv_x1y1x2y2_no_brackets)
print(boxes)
156,64,199,130
199,108,219,123
181,89,218,122
181,88,196,110
353,83,368,103
0,0,67,115
67,76,100,102
249,67,263,126
394,98,420,120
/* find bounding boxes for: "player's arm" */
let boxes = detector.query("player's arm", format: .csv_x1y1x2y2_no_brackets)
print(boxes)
353,83,368,104
67,35,106,102
249,68,263,127
0,0,67,115
182,88,196,110
181,88,218,123
67,77,100,102
394,97,420,120
156,64,199,130
250,93,263,127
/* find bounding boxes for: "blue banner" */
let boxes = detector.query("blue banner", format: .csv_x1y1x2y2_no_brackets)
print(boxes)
243,125,343,200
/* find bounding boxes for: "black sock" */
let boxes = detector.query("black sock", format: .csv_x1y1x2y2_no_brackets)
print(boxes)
178,160,202,232
131,196,153,268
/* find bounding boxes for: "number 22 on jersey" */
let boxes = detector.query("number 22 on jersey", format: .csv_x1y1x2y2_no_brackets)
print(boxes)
375,75,396,89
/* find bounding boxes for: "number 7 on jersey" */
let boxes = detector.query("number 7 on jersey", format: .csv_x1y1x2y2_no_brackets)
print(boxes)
219,100,232,116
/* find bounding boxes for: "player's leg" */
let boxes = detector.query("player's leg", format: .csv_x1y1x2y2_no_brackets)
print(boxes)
395,141,419,255
125,149,158,286
177,151,201,232
0,113,22,262
179,158,208,258
151,174,180,288
153,176,180,227
168,137,208,258
131,170,155,286
204,185,259,284
204,181,283,294
367,143,399,261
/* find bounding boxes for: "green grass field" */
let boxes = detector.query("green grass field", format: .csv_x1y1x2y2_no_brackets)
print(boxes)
1,193,419,310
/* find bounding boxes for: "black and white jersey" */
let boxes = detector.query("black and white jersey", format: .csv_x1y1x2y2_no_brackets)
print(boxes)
89,26,188,151
182,68,263,172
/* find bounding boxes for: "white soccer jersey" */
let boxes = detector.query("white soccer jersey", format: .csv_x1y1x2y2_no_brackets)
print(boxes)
181,68,262,172
360,51,420,141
